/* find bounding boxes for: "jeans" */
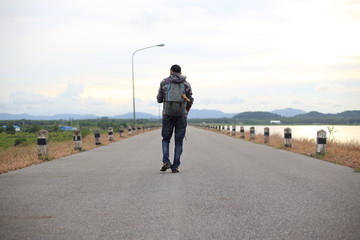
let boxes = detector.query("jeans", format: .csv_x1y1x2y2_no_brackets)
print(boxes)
161,115,187,169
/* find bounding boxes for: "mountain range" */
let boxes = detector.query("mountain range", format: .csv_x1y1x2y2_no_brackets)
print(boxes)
0,108,358,120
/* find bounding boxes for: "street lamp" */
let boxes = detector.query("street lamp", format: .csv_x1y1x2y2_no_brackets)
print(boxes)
131,44,165,126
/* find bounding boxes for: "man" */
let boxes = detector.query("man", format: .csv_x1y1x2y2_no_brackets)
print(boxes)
157,64,194,173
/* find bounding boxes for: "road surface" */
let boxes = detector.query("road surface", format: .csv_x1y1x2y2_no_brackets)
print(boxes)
1,126,359,239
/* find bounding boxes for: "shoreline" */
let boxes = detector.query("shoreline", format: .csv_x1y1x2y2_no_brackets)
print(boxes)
200,126,360,171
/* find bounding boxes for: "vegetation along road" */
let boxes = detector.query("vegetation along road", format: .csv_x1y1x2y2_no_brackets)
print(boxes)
0,126,359,240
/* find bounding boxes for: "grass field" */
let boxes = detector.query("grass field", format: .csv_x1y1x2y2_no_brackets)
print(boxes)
213,129,360,170
0,129,144,174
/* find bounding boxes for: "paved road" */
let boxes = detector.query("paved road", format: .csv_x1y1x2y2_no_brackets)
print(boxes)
0,126,359,240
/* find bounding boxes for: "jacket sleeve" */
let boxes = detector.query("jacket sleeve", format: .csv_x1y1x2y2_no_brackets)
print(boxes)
157,80,165,103
185,82,194,108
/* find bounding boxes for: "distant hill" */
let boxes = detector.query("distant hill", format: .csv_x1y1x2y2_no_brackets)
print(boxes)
295,110,360,118
188,109,235,119
296,111,325,117
271,108,306,117
1,110,359,122
233,111,281,119
337,110,360,117
0,113,98,120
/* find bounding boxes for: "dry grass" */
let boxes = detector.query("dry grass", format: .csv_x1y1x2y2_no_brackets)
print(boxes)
0,129,152,174
212,129,360,170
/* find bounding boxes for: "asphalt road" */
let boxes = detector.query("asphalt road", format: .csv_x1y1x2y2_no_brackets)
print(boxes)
0,126,359,240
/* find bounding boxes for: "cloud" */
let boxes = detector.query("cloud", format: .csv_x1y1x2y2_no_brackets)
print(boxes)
315,83,347,92
57,84,84,101
1,0,360,115
291,100,303,105
4,84,111,115
198,97,245,105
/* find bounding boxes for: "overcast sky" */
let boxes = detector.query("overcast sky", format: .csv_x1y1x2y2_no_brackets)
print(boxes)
1,0,359,116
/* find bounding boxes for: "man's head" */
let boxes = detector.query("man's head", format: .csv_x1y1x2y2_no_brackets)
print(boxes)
170,64,181,74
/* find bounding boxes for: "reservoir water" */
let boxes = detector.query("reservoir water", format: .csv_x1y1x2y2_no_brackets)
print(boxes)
231,125,360,144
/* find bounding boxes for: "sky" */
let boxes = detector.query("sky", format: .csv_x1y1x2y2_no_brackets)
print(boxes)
1,0,360,117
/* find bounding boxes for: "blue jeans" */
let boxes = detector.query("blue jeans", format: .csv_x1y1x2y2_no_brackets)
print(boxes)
161,115,187,169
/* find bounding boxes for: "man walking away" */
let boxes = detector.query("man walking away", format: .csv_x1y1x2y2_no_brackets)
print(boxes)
157,64,194,173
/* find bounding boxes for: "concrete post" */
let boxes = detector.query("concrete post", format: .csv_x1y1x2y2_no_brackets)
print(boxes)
108,127,114,141
119,126,124,138
250,127,255,140
128,126,132,136
73,130,82,151
94,129,101,145
232,125,236,136
264,127,270,144
240,126,245,138
37,130,49,158
284,128,292,148
316,130,327,154
132,126,136,135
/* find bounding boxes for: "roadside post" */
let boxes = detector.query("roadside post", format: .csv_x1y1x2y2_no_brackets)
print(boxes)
250,127,255,140
132,126,136,135
316,130,327,154
94,129,101,145
37,130,49,159
240,126,245,138
119,126,124,138
108,127,114,141
73,130,82,151
232,126,236,136
284,128,292,147
264,127,270,144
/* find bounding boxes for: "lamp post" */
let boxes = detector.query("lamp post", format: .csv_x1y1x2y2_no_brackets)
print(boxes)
131,44,165,126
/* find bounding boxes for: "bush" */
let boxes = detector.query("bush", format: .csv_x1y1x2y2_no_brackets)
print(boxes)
14,138,27,146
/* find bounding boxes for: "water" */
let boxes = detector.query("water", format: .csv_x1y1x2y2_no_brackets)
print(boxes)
228,125,360,144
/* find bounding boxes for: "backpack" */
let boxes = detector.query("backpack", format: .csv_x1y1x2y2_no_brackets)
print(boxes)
164,82,186,116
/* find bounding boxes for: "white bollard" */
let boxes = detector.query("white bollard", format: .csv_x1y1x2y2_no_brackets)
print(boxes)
316,130,327,154
250,127,255,140
264,127,270,144
119,126,124,138
37,130,49,158
73,130,82,151
240,126,245,138
284,128,292,148
108,127,114,141
94,129,101,145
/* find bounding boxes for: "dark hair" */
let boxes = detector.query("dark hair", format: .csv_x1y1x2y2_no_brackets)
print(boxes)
170,64,181,73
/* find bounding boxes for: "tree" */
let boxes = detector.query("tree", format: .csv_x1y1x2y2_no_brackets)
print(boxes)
52,125,60,132
6,125,15,134
27,124,40,133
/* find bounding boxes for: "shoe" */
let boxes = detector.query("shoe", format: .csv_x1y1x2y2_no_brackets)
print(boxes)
160,163,171,171
171,168,180,173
